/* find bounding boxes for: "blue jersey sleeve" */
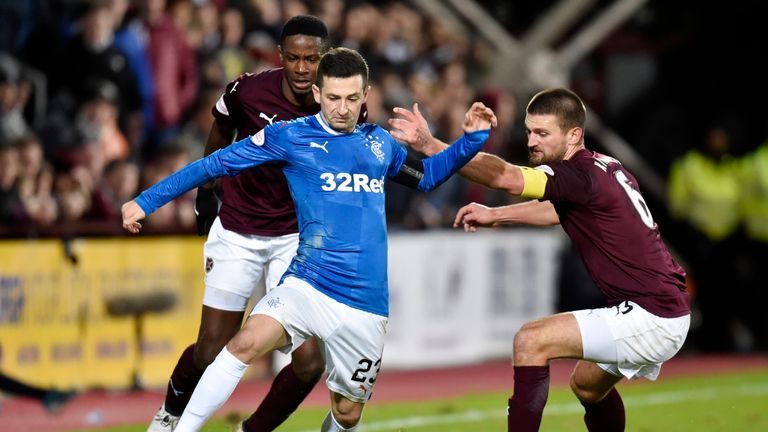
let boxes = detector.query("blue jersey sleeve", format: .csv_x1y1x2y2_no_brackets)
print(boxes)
417,129,490,191
135,126,288,214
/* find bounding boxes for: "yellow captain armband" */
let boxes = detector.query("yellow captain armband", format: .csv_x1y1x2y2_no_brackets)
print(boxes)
520,166,549,199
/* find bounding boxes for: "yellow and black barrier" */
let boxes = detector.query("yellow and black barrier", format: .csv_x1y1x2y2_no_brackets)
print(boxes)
0,237,205,390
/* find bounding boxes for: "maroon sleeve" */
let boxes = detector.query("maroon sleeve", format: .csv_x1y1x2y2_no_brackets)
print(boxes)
541,160,593,205
211,77,248,129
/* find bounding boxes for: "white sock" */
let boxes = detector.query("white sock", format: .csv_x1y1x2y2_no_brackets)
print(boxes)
174,348,247,432
321,410,360,432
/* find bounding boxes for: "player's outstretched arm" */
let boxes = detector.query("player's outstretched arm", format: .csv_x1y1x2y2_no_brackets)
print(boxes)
121,200,146,234
454,200,560,232
390,103,525,196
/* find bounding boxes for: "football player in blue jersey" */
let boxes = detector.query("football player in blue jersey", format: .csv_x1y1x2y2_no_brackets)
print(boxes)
121,47,496,432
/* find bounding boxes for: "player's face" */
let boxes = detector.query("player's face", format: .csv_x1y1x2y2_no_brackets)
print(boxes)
313,75,368,132
525,113,572,165
279,35,323,99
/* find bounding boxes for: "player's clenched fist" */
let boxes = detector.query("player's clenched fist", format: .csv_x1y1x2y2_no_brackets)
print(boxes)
121,200,146,234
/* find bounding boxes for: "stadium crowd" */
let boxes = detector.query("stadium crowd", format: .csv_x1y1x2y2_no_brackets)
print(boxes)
0,0,523,237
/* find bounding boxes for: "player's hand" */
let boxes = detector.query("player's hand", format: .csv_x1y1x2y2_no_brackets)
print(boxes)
388,103,440,155
121,200,146,234
462,102,498,133
453,202,496,232
195,186,219,236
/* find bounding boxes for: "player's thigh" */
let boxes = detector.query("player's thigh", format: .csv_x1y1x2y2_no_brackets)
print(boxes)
323,307,387,404
516,312,583,359
249,277,326,356
264,233,299,293
202,218,269,311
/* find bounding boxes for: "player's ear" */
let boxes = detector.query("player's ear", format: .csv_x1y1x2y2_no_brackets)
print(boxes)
277,45,284,63
312,84,321,104
363,85,371,103
568,127,583,145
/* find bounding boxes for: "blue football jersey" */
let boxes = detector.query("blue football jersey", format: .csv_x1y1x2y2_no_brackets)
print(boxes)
241,113,405,316
136,113,489,316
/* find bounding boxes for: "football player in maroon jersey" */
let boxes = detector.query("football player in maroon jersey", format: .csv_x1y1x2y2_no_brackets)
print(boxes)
390,88,690,432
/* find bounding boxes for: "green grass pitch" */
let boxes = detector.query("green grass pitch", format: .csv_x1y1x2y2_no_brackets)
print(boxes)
80,369,768,431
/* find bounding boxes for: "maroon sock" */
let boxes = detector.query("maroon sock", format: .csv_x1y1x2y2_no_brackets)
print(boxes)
580,387,625,432
508,366,550,432
242,363,319,432
163,344,204,416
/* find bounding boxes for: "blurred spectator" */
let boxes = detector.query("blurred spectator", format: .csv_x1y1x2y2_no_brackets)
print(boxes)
0,0,40,54
16,134,58,227
135,0,198,150
54,165,94,223
76,80,131,164
53,0,143,151
111,0,155,143
667,124,744,351
0,141,23,223
195,1,222,58
91,158,140,221
0,136,58,228
175,88,219,160
737,137,768,349
201,7,252,87
0,53,32,145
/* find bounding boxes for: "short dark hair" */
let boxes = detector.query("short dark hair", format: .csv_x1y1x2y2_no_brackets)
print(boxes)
315,47,369,89
526,88,586,132
279,15,329,46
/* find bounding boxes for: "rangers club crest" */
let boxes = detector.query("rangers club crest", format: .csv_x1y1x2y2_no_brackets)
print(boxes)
205,257,214,273
368,135,385,162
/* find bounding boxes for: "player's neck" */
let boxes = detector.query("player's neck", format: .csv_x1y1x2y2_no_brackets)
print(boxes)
563,144,586,160
282,79,316,108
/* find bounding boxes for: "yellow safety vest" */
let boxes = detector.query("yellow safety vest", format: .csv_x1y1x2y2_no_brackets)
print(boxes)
740,145,768,242
668,150,741,241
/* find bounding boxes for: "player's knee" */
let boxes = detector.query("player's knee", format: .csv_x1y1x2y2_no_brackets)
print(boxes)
224,330,261,363
331,403,362,429
512,323,543,359
194,332,229,369
193,340,226,368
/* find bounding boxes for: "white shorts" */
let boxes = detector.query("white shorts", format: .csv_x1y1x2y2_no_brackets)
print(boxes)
202,217,299,312
572,301,690,380
251,277,388,403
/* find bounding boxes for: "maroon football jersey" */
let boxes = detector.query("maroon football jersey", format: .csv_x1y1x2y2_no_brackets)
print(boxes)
211,68,368,235
540,149,690,318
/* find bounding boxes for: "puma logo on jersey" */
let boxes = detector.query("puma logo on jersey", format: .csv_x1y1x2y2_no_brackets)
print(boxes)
320,173,384,193
230,81,239,93
259,112,278,124
310,141,329,153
